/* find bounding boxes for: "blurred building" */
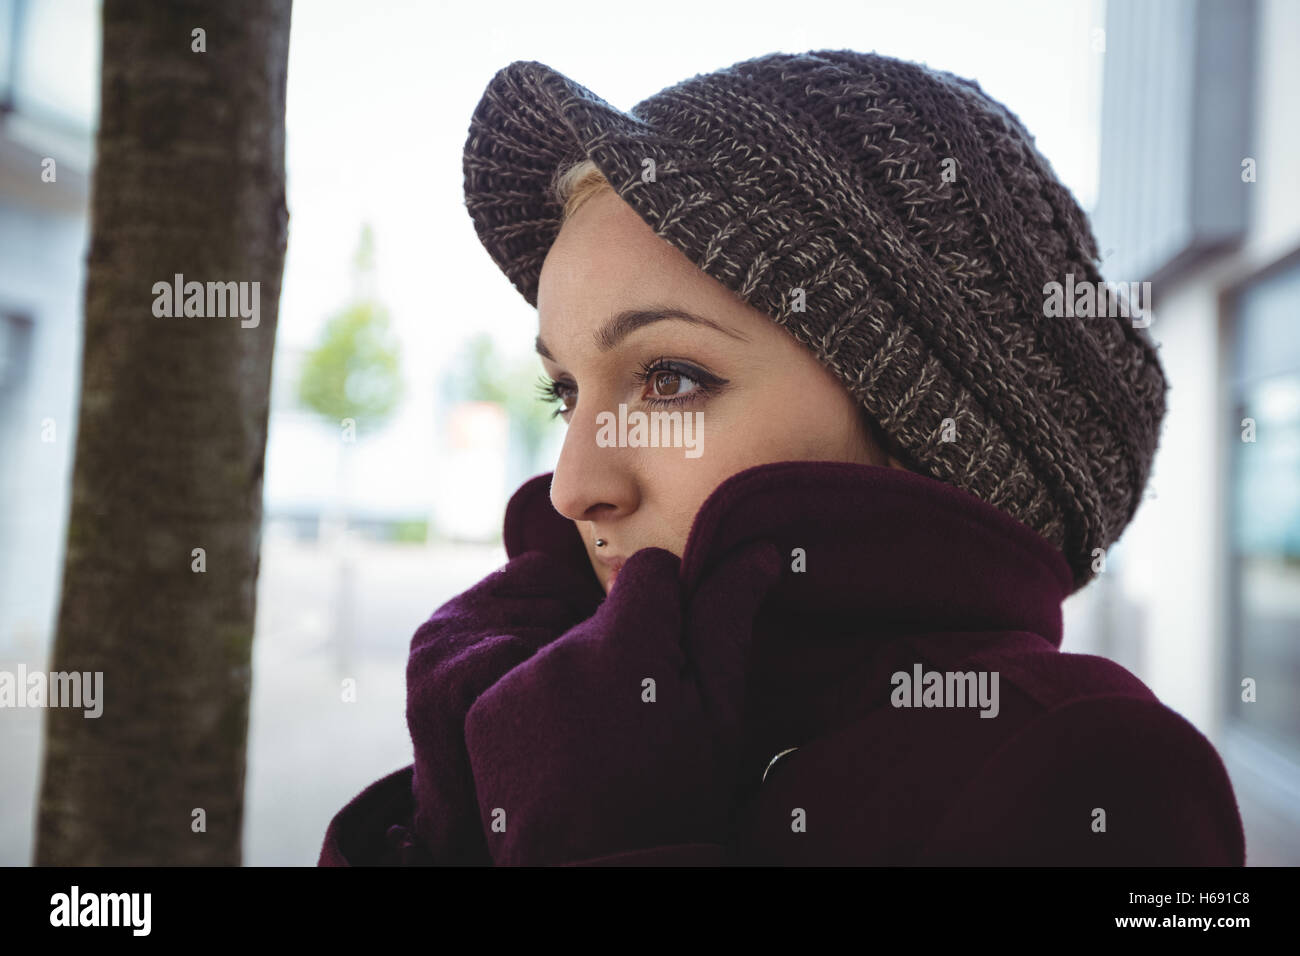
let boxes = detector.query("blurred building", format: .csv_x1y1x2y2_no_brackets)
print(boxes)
0,0,97,659
1075,0,1300,863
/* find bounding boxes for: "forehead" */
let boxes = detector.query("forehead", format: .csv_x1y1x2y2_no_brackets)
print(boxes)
534,190,783,362
538,191,706,320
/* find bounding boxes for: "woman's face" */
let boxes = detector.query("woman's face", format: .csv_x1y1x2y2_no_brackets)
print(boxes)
536,189,891,594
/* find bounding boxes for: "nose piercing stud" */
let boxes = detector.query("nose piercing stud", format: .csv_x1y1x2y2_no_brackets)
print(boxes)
595,538,606,547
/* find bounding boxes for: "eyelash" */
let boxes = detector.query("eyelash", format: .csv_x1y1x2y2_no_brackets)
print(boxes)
534,357,721,420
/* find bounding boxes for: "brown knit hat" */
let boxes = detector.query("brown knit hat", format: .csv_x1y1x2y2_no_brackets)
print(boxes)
462,49,1167,593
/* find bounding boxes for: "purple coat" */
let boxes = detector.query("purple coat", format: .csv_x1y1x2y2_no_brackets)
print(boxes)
317,460,1246,865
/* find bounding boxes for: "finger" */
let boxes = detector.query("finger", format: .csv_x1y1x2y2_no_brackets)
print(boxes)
582,546,685,655
502,471,590,571
488,550,605,620
418,551,600,641
498,546,686,710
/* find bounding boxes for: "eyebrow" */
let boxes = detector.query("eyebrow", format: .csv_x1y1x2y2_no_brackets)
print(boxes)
534,307,747,362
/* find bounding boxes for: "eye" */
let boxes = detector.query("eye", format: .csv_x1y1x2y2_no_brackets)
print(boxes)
534,358,728,422
645,367,698,399
635,357,723,409
534,374,576,420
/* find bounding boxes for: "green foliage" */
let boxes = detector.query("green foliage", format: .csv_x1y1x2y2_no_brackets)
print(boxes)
388,518,429,543
297,225,403,432
447,331,560,470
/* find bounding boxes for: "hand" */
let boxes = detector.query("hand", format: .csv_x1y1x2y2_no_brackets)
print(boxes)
463,539,783,865
502,470,594,574
406,547,605,864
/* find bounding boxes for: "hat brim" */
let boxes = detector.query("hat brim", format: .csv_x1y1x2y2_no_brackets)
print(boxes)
462,60,722,309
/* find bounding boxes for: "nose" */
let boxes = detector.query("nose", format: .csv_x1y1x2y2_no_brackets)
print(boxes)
548,392,638,525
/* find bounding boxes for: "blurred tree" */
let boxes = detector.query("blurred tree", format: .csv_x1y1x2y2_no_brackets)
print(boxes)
448,331,559,476
297,224,403,431
296,224,403,677
36,0,292,865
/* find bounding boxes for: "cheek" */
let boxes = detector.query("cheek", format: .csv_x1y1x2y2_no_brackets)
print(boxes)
760,370,872,461
634,366,871,550
641,459,728,557
710,382,863,462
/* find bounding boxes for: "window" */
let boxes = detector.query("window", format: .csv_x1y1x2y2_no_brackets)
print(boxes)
1226,256,1300,760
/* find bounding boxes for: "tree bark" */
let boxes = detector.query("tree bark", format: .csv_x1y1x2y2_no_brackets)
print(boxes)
35,0,292,865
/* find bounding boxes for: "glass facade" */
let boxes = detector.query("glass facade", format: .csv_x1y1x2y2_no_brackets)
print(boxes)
1228,259,1300,759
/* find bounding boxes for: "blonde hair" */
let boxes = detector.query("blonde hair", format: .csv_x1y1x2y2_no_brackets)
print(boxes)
552,158,614,223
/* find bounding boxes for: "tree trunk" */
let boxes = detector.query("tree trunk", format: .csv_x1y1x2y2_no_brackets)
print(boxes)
34,0,292,865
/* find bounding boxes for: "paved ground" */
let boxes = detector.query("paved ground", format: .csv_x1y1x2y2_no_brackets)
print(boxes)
0,532,507,866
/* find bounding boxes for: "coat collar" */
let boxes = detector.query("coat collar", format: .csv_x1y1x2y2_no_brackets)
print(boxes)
504,459,1073,796
504,459,1071,648
679,459,1071,647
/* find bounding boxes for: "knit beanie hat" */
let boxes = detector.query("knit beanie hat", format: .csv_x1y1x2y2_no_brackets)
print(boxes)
462,49,1167,593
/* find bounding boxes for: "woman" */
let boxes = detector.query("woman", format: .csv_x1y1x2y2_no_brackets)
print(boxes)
318,49,1246,866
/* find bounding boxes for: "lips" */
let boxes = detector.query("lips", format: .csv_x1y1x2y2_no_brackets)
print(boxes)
592,537,625,588
599,557,625,591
